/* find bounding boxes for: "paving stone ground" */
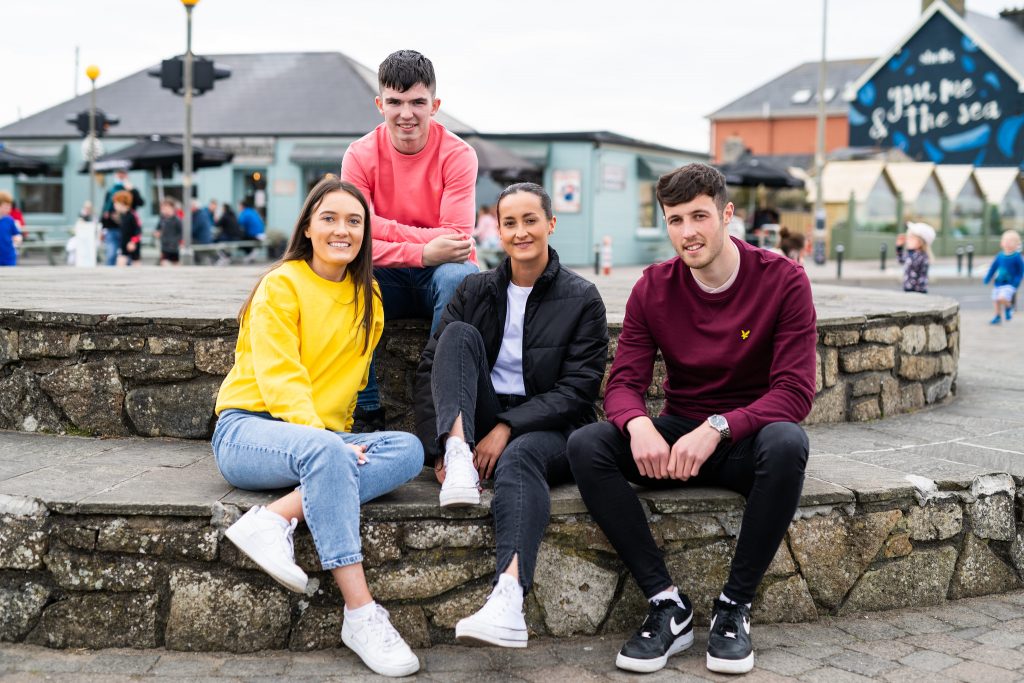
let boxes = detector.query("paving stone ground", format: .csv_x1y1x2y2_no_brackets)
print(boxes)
4,591,1024,681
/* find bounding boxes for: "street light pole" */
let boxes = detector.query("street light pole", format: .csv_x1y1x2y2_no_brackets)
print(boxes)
813,0,829,265
181,0,199,266
86,65,100,226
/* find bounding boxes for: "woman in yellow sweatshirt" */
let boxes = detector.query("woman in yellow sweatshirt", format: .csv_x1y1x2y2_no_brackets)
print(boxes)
213,175,423,678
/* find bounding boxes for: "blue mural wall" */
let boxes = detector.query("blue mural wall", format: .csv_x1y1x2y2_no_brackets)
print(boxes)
849,11,1024,167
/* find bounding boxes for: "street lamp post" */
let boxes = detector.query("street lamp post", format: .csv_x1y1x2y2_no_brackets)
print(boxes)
812,0,829,265
181,0,200,265
85,65,100,226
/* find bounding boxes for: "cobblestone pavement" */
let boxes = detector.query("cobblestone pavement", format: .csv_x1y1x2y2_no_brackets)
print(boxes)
4,591,1024,681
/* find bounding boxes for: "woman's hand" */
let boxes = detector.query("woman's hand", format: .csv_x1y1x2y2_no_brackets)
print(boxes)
474,423,511,480
348,443,368,465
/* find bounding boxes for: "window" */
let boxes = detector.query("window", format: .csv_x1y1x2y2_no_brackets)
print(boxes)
150,184,186,214
842,82,857,102
303,166,337,194
791,89,812,104
638,180,657,228
16,169,64,214
858,177,898,233
996,182,1024,234
909,175,943,228
949,186,985,237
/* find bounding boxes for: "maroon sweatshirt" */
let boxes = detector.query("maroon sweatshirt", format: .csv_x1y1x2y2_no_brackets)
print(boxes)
605,239,817,442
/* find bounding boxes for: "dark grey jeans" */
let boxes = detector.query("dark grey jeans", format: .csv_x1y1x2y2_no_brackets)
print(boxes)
431,321,572,593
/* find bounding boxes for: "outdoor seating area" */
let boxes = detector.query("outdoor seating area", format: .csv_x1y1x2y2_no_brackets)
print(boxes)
819,160,1024,259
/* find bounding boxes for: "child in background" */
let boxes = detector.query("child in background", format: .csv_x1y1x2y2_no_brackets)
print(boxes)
112,190,142,266
154,198,183,266
896,221,935,293
983,230,1024,325
0,191,23,267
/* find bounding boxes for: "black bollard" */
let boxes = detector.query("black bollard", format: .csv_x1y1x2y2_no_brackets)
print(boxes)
880,242,888,271
966,244,974,278
593,243,600,275
956,246,964,275
835,244,845,280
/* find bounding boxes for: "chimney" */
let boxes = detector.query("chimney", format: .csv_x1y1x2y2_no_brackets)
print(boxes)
1000,7,1024,31
922,0,966,15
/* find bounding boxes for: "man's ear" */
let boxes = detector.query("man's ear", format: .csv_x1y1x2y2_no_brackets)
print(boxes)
375,96,384,115
430,98,441,117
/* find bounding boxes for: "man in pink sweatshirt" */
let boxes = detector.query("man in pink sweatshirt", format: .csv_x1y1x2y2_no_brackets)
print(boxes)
567,164,817,676
342,50,479,432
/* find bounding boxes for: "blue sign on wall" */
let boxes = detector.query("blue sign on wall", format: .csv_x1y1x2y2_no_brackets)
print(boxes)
849,11,1024,167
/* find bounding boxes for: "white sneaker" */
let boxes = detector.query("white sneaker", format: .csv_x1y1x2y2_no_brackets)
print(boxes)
456,573,528,648
342,603,421,677
223,506,308,593
439,437,480,508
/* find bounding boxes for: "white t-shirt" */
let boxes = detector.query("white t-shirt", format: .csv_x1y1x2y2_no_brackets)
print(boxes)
490,282,532,395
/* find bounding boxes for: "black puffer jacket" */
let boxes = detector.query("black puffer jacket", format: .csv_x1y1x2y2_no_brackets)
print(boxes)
415,248,609,463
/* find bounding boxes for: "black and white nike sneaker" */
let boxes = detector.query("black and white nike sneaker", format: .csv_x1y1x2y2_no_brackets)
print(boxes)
706,599,754,674
615,597,694,673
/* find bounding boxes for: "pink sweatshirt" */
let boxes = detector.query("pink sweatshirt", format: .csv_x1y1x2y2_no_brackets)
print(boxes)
341,120,479,268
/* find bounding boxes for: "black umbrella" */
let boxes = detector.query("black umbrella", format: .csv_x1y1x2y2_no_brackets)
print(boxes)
717,156,804,189
0,145,50,175
81,135,233,203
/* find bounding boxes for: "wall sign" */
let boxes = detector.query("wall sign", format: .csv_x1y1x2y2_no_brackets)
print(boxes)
849,11,1024,166
553,169,582,213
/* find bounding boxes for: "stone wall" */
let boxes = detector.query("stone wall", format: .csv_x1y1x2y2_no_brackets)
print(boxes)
2,470,1020,651
0,305,959,438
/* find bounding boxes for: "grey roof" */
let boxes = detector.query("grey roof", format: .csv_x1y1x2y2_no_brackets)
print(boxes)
708,58,876,120
0,52,474,140
964,10,1024,81
479,131,707,159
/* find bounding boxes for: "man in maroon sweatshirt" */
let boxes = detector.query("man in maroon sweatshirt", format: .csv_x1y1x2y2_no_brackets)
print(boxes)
567,163,816,676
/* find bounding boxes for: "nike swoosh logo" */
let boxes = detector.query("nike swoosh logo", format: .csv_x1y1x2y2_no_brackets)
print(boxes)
743,618,751,634
670,614,692,635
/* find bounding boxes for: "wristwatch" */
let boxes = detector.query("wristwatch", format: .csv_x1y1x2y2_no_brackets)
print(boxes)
707,414,731,441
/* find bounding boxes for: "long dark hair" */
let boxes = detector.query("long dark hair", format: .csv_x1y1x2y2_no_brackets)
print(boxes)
238,175,378,354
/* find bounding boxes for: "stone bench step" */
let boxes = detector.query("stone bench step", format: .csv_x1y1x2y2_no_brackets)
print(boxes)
3,416,1024,652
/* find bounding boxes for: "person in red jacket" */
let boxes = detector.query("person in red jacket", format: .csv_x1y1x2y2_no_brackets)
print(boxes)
566,163,817,676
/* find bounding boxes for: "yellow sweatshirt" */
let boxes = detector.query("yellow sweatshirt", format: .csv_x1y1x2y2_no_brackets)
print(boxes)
215,259,383,432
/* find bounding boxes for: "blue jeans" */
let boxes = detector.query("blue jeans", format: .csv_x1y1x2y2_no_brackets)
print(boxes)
357,261,479,411
103,229,121,266
212,409,424,569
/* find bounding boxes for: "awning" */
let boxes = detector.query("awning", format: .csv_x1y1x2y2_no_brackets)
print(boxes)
973,167,1024,203
885,162,937,203
638,155,677,179
5,143,67,166
289,143,350,165
821,160,888,203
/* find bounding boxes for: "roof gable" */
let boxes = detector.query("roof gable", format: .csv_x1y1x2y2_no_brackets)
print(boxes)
886,162,939,202
935,164,977,197
821,160,888,203
852,1,1024,94
973,166,1023,202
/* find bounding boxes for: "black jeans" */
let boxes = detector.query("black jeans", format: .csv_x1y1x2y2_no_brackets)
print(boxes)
567,415,808,604
432,321,572,593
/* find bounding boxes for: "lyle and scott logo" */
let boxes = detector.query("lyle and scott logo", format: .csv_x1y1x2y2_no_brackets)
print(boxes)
740,329,751,340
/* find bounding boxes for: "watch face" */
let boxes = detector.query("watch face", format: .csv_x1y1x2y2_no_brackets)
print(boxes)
709,415,726,430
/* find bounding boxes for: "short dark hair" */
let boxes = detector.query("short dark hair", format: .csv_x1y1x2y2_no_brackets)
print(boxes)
656,163,728,213
378,50,436,95
496,182,552,221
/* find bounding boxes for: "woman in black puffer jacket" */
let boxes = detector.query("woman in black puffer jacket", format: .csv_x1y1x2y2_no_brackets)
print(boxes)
414,182,608,650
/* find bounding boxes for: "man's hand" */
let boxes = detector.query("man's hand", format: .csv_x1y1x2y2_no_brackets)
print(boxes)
474,422,511,480
423,234,472,266
667,422,720,481
627,417,671,479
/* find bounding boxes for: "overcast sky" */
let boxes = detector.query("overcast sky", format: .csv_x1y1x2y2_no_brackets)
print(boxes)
2,0,1014,152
